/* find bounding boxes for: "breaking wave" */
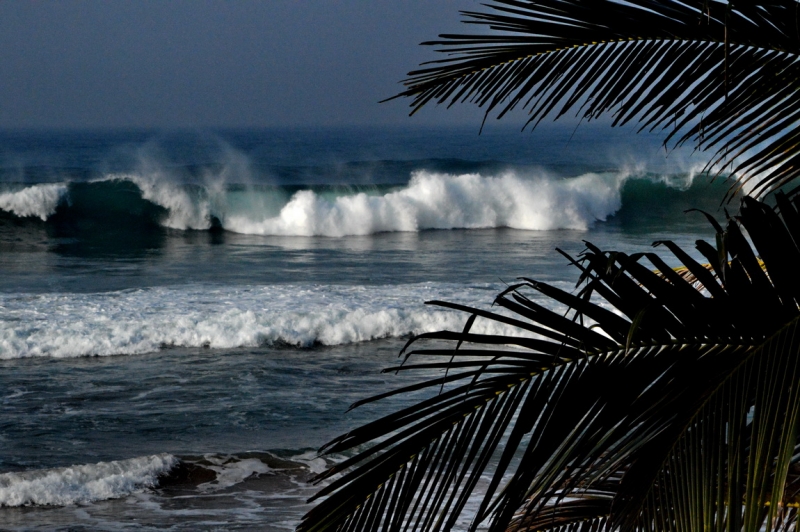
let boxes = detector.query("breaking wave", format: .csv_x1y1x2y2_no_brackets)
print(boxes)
0,454,177,507
0,452,325,508
0,183,68,221
224,171,623,235
0,283,529,359
0,168,703,237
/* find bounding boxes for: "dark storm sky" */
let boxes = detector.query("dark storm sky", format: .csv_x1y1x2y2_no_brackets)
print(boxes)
0,0,498,129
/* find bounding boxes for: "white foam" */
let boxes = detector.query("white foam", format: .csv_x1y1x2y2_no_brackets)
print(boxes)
197,456,274,492
89,169,627,235
104,173,213,230
224,171,624,236
289,451,330,476
0,454,177,507
99,145,258,230
80,165,715,236
0,184,68,221
0,283,537,359
0,164,700,235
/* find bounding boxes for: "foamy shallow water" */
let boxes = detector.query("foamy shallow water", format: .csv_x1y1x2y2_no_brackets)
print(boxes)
0,449,493,531
0,340,464,529
0,282,531,359
0,452,322,531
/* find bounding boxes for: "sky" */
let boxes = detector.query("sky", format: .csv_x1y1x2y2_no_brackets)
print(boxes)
0,0,498,129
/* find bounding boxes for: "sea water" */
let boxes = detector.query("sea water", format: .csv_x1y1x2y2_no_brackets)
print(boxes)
0,125,728,530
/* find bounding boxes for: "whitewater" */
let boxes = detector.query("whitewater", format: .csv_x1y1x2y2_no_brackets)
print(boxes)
0,283,542,358
1,169,642,236
0,126,721,530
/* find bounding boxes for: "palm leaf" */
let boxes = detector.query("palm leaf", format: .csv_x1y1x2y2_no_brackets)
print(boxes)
660,258,767,290
387,0,800,200
298,193,800,531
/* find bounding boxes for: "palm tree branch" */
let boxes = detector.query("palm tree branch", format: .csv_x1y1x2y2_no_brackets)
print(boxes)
301,194,800,531
389,0,800,198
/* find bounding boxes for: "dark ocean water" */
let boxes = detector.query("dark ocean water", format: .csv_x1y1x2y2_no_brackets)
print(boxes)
0,126,729,530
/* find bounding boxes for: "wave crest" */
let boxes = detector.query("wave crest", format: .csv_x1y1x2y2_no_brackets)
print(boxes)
109,173,214,230
0,168,710,237
0,184,68,221
0,454,177,507
224,171,623,236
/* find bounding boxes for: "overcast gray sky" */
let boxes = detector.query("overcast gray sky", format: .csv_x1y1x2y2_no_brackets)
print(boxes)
0,0,501,129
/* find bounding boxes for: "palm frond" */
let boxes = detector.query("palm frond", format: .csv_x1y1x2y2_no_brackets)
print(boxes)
388,0,800,200
298,192,800,531
661,258,767,289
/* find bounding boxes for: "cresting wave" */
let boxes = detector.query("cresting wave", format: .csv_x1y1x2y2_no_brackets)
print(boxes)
0,454,177,507
225,171,623,235
0,169,700,237
0,452,316,507
0,283,536,359
0,183,68,221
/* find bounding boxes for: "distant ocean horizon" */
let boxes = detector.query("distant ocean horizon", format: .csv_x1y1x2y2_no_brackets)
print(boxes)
0,125,728,530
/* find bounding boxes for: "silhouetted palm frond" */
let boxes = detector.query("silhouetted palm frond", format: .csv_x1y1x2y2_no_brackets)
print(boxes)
298,190,800,531
388,0,800,200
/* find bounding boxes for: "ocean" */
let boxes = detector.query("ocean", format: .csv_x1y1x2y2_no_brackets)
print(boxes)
0,125,727,530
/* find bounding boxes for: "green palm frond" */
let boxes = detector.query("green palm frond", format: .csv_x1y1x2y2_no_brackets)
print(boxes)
298,190,800,531
388,0,800,200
